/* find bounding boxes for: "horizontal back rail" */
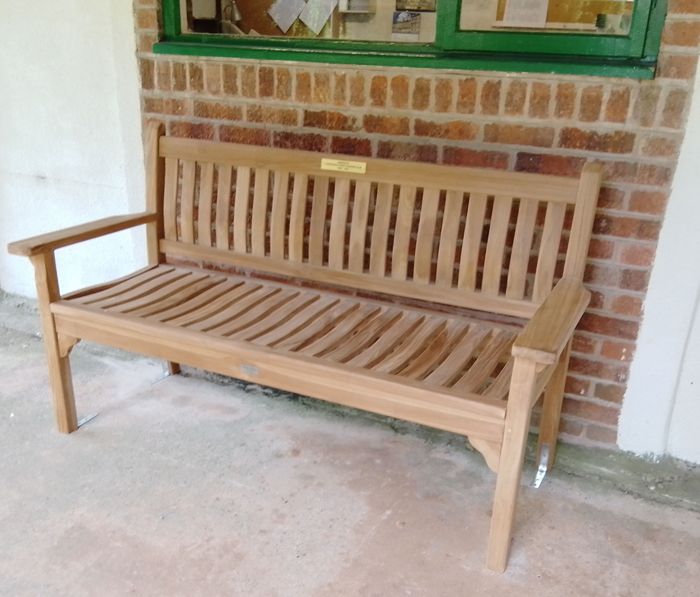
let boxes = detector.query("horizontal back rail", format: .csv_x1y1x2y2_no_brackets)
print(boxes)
160,239,540,318
160,137,580,204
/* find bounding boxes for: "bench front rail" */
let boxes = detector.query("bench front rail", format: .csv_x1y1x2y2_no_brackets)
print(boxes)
7,123,601,572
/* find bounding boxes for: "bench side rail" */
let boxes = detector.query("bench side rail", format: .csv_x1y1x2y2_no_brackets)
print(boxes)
153,129,601,319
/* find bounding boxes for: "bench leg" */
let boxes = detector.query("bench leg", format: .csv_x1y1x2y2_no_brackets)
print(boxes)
30,253,78,434
487,358,537,572
537,340,571,471
168,362,181,375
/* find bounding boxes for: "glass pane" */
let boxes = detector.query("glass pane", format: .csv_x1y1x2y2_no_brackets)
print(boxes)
459,0,634,36
180,0,437,43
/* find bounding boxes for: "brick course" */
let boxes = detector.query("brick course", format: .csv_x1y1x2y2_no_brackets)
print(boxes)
135,0,700,449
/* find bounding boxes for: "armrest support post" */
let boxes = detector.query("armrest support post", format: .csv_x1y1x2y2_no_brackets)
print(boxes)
487,356,538,572
29,252,78,433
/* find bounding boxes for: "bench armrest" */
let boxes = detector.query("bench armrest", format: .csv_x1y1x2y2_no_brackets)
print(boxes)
512,278,590,365
7,212,157,257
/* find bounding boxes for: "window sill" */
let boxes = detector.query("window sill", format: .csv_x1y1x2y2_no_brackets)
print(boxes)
153,39,657,80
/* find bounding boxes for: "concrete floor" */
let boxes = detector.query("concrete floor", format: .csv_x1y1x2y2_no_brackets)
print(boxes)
1,292,700,597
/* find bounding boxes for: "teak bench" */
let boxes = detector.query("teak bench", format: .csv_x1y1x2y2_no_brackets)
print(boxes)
8,123,601,572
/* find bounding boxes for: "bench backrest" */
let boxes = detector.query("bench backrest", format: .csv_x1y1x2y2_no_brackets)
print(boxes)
147,124,602,319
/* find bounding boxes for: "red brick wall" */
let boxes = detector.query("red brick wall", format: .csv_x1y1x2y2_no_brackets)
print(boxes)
134,0,700,447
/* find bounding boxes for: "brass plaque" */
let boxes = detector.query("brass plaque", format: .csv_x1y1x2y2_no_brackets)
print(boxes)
321,158,367,174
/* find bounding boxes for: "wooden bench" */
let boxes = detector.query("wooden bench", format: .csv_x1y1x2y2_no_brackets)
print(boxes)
7,123,601,572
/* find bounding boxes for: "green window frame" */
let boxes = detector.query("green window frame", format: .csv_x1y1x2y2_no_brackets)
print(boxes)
155,0,668,79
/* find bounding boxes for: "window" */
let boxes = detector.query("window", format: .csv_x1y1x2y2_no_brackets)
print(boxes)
156,0,667,78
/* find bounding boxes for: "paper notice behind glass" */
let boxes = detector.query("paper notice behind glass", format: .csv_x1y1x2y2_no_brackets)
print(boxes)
502,0,549,28
268,0,306,33
300,0,339,35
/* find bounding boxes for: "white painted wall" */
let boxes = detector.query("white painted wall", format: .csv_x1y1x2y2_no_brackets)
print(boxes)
0,0,145,298
667,294,700,463
620,69,700,464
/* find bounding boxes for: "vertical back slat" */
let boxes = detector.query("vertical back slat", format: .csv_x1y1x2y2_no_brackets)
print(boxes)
328,178,351,270
233,166,251,252
270,171,290,260
369,183,393,277
309,176,329,266
198,162,215,247
180,161,196,244
458,193,487,291
505,198,539,299
481,196,513,296
391,185,417,281
413,188,441,284
564,163,603,280
436,190,463,287
163,157,179,241
533,202,566,302
348,180,371,273
251,169,270,256
215,165,232,250
288,174,308,263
